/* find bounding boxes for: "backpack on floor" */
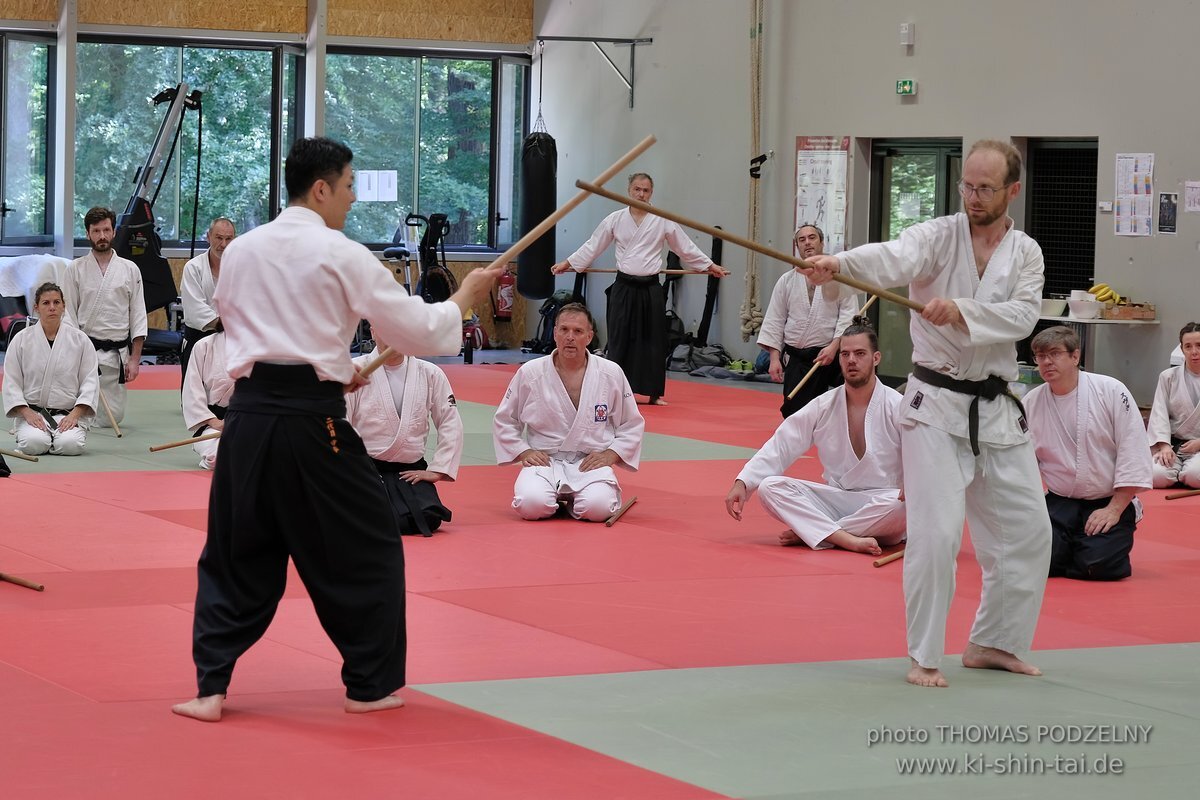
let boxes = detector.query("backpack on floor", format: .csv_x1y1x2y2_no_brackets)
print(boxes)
524,289,575,355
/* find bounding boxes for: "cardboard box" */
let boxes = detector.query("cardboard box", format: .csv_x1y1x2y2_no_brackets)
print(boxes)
1101,302,1156,320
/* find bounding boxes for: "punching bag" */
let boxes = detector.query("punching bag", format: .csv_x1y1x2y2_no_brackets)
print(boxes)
517,131,557,299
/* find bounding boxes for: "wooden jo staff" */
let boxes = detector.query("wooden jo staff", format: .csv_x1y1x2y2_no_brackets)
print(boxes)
1,447,39,463
0,571,45,591
1165,488,1200,501
148,431,221,452
574,180,924,314
357,135,661,380
582,269,711,275
97,388,123,438
605,496,638,527
786,294,879,400
873,549,905,568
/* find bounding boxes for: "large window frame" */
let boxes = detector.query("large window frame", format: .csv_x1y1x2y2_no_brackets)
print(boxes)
1,31,55,247
72,35,303,249
324,46,529,253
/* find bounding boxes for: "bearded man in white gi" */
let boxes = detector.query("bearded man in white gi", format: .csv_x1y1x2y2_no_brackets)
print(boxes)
550,173,729,406
726,320,905,555
61,206,147,427
1148,321,1200,488
1024,326,1151,581
181,328,233,470
804,139,1051,689
3,282,98,455
180,217,235,383
345,333,464,536
759,224,861,418
172,136,502,723
494,303,645,522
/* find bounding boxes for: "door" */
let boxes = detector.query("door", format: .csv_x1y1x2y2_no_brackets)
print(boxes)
869,140,961,382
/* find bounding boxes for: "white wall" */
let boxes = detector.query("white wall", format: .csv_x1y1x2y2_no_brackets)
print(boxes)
534,0,1200,403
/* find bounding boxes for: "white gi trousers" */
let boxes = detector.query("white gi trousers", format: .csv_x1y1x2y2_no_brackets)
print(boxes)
194,436,219,470
512,459,621,522
757,477,906,549
901,423,1050,668
14,416,87,456
1151,451,1200,489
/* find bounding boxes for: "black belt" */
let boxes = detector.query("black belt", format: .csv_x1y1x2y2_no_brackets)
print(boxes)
911,364,1026,457
371,457,427,474
90,336,131,385
783,344,823,359
29,404,71,430
208,403,227,420
230,363,346,417
614,272,660,287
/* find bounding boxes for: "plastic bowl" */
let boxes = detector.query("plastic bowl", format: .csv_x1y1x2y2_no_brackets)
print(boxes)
1041,298,1067,316
1068,299,1101,319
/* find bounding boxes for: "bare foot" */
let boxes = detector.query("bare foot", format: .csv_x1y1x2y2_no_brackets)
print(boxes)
171,694,225,722
962,642,1042,676
778,529,803,546
649,396,668,406
907,659,949,688
826,530,882,556
345,694,406,714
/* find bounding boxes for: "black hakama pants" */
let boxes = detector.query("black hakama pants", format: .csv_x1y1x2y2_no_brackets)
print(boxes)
374,457,452,537
780,344,843,419
1045,491,1135,581
192,364,407,701
606,272,666,397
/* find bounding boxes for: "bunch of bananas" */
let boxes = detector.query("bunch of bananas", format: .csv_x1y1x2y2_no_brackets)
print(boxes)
1088,283,1121,304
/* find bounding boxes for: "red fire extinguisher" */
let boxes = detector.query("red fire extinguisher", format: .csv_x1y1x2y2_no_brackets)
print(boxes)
493,265,516,321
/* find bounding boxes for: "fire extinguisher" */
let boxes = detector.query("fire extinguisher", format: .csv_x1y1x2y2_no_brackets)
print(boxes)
493,265,516,321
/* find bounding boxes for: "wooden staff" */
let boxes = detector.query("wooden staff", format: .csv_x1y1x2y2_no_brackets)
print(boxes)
1,447,39,463
1165,488,1200,500
873,549,905,568
357,135,661,380
97,389,122,437
149,431,221,452
0,571,45,591
605,496,638,527
582,269,713,275
786,294,880,400
575,180,923,313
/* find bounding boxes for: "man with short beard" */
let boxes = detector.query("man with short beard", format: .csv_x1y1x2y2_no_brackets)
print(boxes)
61,206,147,426
758,224,861,418
725,319,906,555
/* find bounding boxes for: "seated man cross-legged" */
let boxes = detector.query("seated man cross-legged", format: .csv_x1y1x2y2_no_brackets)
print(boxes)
494,303,645,522
725,318,906,555
1025,326,1153,580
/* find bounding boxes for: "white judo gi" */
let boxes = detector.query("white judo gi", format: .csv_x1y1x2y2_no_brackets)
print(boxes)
736,380,906,549
3,321,99,455
1147,365,1200,488
61,252,147,426
758,271,861,353
181,252,219,332
494,351,645,522
182,332,234,470
564,209,712,277
1026,372,1153,502
835,212,1051,669
345,354,464,476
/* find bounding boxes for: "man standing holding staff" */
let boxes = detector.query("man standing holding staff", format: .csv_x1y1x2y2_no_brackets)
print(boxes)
551,173,729,406
803,139,1051,688
172,137,502,722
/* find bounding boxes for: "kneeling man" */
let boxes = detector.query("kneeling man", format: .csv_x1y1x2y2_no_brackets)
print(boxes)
182,327,234,470
1024,326,1152,580
345,334,463,536
494,303,644,521
3,282,99,455
725,319,906,555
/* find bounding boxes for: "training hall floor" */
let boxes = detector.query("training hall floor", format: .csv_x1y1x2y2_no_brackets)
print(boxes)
1,360,1198,799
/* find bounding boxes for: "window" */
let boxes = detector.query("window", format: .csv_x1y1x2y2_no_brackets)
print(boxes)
1,34,53,245
1025,138,1098,297
74,40,297,242
324,50,528,250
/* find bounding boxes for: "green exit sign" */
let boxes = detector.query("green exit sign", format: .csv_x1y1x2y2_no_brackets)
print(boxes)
895,79,917,96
